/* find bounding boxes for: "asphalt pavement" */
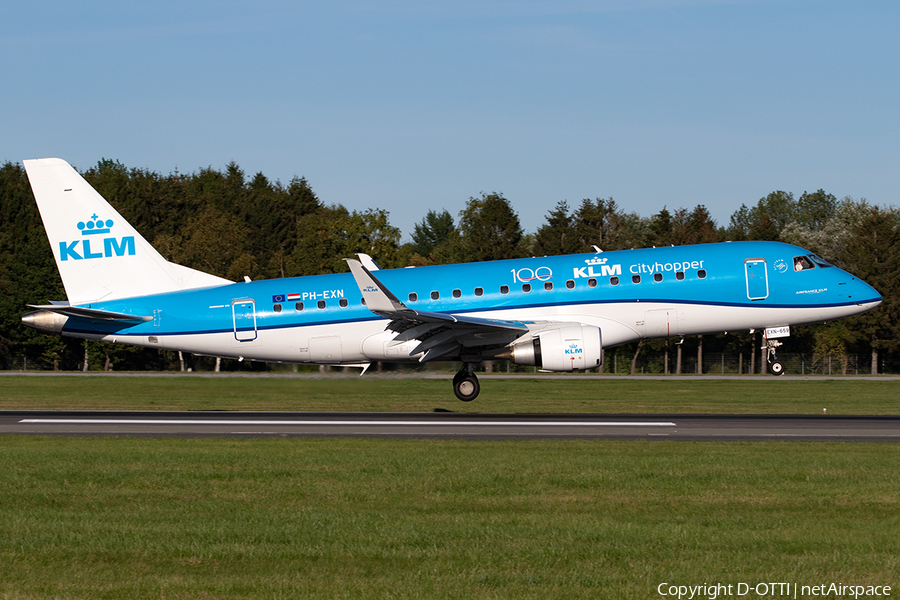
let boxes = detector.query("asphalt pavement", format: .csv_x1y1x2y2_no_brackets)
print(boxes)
3,411,900,441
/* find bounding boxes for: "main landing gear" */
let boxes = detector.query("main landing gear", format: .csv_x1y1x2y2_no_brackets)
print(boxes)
453,363,480,402
765,338,785,376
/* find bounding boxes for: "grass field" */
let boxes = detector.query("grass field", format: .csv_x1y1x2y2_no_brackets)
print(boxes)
1,437,898,599
1,376,898,598
1,374,899,414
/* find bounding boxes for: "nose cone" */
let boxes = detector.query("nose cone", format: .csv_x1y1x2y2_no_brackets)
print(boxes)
21,310,69,333
848,277,882,312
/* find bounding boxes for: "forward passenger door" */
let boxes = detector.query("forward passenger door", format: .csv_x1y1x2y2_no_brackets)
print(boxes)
744,259,769,300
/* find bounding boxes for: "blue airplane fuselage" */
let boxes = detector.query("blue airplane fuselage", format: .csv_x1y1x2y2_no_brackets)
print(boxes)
51,241,879,366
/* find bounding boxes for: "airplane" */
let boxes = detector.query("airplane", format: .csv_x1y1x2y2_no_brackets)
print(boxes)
21,158,882,401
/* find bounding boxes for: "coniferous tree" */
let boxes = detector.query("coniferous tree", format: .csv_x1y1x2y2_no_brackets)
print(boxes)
838,206,900,373
457,193,523,262
671,205,720,245
648,207,675,246
571,197,648,251
534,201,579,256
410,209,458,263
0,161,71,368
727,191,796,241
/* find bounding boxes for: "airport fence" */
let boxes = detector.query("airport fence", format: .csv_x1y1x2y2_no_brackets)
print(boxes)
487,351,900,376
5,351,900,376
601,350,899,376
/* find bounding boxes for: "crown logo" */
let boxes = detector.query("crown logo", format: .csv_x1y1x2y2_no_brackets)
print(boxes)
584,257,607,265
78,214,113,236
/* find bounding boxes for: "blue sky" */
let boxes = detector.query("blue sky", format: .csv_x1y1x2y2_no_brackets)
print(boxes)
4,1,898,241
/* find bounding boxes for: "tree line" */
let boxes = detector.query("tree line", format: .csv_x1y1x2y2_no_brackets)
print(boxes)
0,159,896,373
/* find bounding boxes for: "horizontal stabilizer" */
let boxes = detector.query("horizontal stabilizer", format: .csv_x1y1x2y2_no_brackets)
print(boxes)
27,304,151,322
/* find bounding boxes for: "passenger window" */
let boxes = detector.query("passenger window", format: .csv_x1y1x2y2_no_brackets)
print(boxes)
317,300,326,309
431,291,439,300
500,285,509,295
522,283,531,293
654,273,663,282
794,256,815,271
610,276,619,286
452,289,461,298
632,274,641,284
566,280,575,289
339,298,348,308
474,287,484,297
273,303,283,313
544,282,553,291
698,269,707,279
408,292,418,302
676,271,685,281
588,278,597,288
361,298,366,306
295,302,304,311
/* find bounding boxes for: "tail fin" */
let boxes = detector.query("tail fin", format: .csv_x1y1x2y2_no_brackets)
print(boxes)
23,158,231,304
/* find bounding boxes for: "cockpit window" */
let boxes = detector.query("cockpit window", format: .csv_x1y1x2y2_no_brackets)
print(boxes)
808,254,833,268
793,256,815,271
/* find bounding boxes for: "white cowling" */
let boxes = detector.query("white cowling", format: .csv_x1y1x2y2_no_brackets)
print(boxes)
506,324,603,372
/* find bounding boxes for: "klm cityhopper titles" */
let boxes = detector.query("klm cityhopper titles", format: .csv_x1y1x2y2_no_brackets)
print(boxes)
21,158,881,401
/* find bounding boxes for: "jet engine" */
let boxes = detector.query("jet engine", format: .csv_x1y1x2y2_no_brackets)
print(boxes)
498,324,602,372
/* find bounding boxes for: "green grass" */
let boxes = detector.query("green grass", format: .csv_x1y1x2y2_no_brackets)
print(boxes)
0,374,899,414
1,437,898,599
1,377,898,598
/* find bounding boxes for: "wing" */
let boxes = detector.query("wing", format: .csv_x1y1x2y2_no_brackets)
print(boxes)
344,259,528,361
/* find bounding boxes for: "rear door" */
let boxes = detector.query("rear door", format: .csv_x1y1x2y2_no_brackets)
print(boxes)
232,300,258,341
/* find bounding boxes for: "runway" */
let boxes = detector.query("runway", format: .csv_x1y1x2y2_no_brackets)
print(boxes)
3,411,900,441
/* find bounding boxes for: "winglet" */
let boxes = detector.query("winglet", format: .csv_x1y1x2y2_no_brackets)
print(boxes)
344,258,406,315
356,253,381,271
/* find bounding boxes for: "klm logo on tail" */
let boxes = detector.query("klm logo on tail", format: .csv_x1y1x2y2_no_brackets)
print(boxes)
59,215,135,261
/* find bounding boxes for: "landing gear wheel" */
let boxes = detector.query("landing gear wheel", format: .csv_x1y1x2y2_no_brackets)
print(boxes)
763,337,786,376
453,369,480,402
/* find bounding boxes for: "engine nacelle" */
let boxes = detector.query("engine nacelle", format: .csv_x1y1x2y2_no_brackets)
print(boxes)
502,324,602,372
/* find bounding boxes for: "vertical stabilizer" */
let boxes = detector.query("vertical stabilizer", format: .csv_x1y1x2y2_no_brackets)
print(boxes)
23,158,231,304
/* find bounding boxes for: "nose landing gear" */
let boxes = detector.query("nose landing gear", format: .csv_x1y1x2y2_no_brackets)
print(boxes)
765,338,785,376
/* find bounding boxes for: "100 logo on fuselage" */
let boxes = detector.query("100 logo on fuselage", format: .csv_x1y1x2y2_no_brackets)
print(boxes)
511,266,553,283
